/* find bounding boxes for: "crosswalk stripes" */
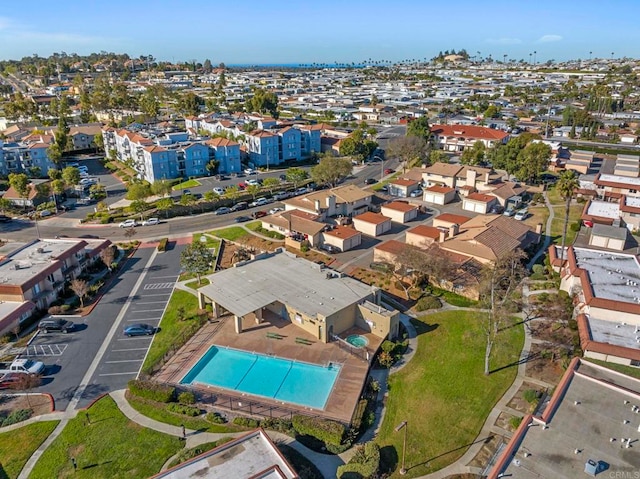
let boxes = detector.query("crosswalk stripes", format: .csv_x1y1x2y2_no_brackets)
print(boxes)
143,282,175,290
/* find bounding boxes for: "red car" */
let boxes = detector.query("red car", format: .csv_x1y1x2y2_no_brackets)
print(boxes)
237,182,247,190
0,372,24,390
384,168,394,175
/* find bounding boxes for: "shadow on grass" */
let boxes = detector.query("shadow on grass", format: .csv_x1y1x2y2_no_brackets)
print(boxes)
379,445,399,476
410,320,439,336
409,435,494,471
82,460,113,470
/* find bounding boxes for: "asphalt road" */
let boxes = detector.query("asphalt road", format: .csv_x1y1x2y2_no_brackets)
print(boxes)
26,243,183,410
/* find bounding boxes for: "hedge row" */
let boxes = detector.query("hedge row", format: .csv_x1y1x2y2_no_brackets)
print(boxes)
127,379,175,403
292,415,345,447
1,408,33,427
337,442,380,479
157,238,169,252
166,403,201,416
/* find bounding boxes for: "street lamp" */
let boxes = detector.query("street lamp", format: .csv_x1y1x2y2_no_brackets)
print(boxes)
372,155,384,181
395,420,408,475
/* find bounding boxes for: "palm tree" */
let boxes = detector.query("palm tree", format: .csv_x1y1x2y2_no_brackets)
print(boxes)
557,170,580,262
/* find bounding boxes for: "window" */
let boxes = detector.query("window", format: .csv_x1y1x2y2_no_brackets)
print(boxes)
33,283,41,295
47,274,55,283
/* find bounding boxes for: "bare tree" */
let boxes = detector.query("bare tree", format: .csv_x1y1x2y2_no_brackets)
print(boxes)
99,245,116,272
123,227,137,240
481,250,527,375
10,373,42,409
70,278,89,308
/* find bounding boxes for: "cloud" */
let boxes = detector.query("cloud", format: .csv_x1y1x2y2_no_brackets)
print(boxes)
485,37,522,45
537,34,563,43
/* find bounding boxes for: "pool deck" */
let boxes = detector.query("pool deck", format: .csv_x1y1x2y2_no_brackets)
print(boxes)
155,310,382,424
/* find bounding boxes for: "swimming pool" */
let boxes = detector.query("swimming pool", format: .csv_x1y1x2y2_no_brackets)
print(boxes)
346,334,369,348
180,346,341,410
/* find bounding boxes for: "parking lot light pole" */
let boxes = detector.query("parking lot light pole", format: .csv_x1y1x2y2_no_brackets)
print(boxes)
395,420,408,475
373,155,384,180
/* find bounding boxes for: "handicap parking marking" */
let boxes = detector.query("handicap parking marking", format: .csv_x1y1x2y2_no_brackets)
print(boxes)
143,282,176,290
24,344,68,356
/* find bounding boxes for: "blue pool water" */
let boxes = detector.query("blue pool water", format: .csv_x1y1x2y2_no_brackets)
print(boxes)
181,346,341,409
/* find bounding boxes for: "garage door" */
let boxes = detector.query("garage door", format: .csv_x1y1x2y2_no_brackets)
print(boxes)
425,193,442,205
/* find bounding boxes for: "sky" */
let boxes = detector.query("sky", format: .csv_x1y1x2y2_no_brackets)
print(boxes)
1,0,639,64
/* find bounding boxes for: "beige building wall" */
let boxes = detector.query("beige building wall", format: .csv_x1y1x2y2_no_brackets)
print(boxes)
356,304,400,340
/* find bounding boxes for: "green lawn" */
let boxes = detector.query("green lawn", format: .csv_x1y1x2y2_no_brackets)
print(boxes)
210,226,250,242
30,397,182,479
371,172,401,191
141,289,203,375
172,179,201,190
0,421,59,479
126,395,236,434
192,233,221,250
185,278,210,289
549,202,583,245
245,221,262,231
377,311,524,477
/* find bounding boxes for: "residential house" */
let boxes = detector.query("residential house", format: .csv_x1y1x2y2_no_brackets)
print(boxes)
462,192,498,214
322,225,362,252
283,185,372,220
565,149,596,174
352,212,392,237
380,201,419,223
261,210,325,247
430,124,509,152
422,163,495,192
405,225,442,247
2,180,52,208
432,213,473,230
387,178,420,198
486,181,527,208
423,185,456,205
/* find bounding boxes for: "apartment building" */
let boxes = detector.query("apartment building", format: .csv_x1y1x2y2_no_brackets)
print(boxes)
0,238,112,337
0,139,57,177
430,124,509,151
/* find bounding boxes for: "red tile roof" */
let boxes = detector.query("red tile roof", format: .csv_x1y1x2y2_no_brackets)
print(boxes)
381,201,418,213
426,185,455,194
353,212,391,225
407,225,441,239
434,213,472,225
430,124,509,141
324,225,361,239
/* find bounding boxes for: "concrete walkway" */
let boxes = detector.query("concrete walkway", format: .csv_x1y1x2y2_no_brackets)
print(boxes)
527,191,555,270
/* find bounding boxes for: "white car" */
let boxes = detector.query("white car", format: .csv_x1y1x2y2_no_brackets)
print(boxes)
246,178,260,186
39,209,52,217
119,219,137,228
244,168,257,175
250,197,269,208
212,187,225,195
142,217,159,226
268,207,283,215
514,209,528,221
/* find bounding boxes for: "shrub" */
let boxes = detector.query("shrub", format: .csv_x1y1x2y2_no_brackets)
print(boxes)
60,304,71,313
300,240,310,253
415,295,442,311
523,389,539,404
509,416,523,430
157,238,168,252
128,379,175,403
1,408,33,427
337,442,380,479
351,399,368,432
570,221,581,232
206,412,227,424
178,391,196,405
48,305,63,315
260,417,294,435
166,403,201,416
377,350,394,368
233,416,260,428
381,340,396,354
292,415,345,447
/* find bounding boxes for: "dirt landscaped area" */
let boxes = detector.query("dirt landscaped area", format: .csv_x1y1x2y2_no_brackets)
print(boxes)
0,394,53,419
506,381,547,415
525,342,568,384
466,434,508,470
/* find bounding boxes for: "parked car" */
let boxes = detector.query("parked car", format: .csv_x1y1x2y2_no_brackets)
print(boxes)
279,174,287,182
38,317,75,334
212,187,225,195
268,207,283,215
123,323,157,337
503,207,516,217
489,204,504,214
142,217,159,226
250,197,269,208
119,219,137,228
246,178,260,186
234,215,252,223
364,178,377,185
235,172,245,178
231,202,248,212
514,209,528,221
244,168,257,175
252,210,267,219
214,207,231,215
384,168,394,175
237,182,247,190
273,191,291,201
0,372,25,390
38,209,52,217
0,215,10,223
409,189,422,198
320,244,340,254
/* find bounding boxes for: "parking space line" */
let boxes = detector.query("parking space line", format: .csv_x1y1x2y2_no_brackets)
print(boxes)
129,309,166,313
105,359,143,364
98,371,140,376
133,301,166,305
112,348,149,352
143,293,172,297
116,337,153,341
153,275,180,279
143,282,175,290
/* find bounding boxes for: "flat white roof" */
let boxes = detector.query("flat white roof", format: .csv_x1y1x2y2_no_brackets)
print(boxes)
599,173,640,186
573,247,640,304
586,200,619,219
626,196,640,208
153,429,296,479
588,316,640,351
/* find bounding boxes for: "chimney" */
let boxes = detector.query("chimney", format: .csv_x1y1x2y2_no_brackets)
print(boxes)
449,223,459,238
466,169,477,187
439,228,447,243
326,195,336,212
314,199,321,212
536,223,543,235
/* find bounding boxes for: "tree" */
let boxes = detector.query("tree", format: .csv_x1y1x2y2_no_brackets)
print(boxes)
9,373,41,409
386,135,428,171
515,142,551,184
0,198,12,214
123,226,137,240
126,182,152,201
460,141,486,165
203,190,217,202
285,167,309,188
246,88,279,118
34,182,51,202
339,129,378,162
556,171,580,262
205,159,220,176
28,166,42,178
130,199,148,220
406,116,431,141
180,193,197,209
223,185,239,201
70,278,89,308
481,250,527,375
62,166,81,187
89,183,107,200
51,179,66,205
151,180,173,198
246,184,261,200
311,156,353,187
203,59,213,73
262,177,280,194
94,132,104,153
100,245,116,272
8,173,30,209
48,168,62,181
181,241,215,284
139,90,160,121
156,197,174,218
429,149,448,163
177,92,201,116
